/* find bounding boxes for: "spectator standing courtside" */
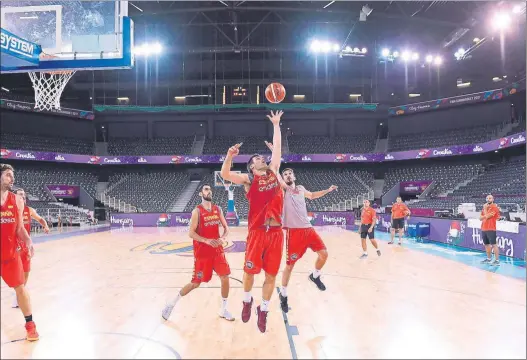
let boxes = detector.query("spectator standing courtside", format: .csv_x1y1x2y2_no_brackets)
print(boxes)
480,194,501,266
389,197,410,245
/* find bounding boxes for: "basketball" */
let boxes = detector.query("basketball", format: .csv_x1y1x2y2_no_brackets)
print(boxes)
265,82,286,103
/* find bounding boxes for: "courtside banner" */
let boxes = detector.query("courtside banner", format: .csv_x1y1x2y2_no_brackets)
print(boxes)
0,99,95,120
389,88,504,116
1,132,525,165
375,214,526,259
399,181,432,194
45,185,80,198
110,211,354,228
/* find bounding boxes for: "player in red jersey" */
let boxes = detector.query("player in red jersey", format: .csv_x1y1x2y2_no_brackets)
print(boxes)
220,110,284,333
0,164,39,341
161,184,234,321
12,188,50,308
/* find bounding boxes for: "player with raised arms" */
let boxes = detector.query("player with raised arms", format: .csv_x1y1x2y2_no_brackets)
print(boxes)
12,188,50,308
220,110,284,333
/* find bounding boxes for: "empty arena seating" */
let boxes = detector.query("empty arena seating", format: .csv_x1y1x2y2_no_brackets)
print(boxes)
12,164,98,200
388,125,500,152
1,133,94,154
412,158,526,211
30,201,90,226
288,135,377,154
105,170,189,212
107,137,195,155
383,163,484,197
202,136,270,155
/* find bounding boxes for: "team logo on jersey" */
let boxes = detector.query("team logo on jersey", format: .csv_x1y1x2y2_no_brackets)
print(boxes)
245,260,254,269
290,253,298,261
131,240,246,256
196,271,203,279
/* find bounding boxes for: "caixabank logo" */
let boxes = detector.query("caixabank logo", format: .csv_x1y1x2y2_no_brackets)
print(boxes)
130,239,246,256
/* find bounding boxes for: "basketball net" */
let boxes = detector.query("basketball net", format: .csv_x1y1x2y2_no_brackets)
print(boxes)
28,53,76,111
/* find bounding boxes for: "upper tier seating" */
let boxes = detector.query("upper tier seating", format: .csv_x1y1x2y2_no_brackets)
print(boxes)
288,135,377,154
1,133,93,155
107,137,194,155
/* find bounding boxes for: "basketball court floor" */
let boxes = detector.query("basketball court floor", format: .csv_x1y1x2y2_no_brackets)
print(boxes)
1,226,526,359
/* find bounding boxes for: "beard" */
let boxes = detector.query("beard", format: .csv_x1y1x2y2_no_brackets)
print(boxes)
285,179,294,186
203,195,212,202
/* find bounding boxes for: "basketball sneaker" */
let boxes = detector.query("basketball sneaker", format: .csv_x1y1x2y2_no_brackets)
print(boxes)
377,249,381,256
480,258,492,264
309,273,326,291
241,297,253,323
359,253,368,259
219,309,235,321
25,321,39,341
279,292,289,313
491,260,500,266
256,306,268,333
161,303,175,321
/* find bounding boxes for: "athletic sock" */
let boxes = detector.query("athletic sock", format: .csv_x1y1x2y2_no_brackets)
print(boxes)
221,298,228,311
312,269,322,279
168,292,182,307
24,315,32,323
280,286,288,297
243,291,252,303
261,299,270,312
363,251,368,255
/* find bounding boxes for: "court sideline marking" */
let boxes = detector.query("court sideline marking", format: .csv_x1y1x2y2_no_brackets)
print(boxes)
276,287,299,360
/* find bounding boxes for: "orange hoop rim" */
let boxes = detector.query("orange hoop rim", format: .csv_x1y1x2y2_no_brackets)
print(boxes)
34,53,75,75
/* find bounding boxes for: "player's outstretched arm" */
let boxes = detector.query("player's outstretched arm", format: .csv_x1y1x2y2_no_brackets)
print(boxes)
29,207,50,233
304,185,338,200
266,110,283,173
189,209,221,247
220,143,250,185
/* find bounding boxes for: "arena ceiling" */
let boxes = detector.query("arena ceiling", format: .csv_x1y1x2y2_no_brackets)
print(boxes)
0,1,525,107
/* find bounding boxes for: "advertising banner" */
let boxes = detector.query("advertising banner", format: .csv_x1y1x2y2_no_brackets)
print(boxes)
1,132,525,166
110,211,354,228
388,88,504,116
45,185,80,198
399,181,432,194
408,208,436,217
0,99,95,120
375,214,525,259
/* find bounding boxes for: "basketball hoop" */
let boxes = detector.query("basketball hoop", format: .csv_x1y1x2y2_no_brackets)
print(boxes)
28,53,76,111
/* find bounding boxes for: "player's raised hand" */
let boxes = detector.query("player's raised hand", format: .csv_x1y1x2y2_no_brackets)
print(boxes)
328,185,338,192
264,141,274,152
227,143,242,157
267,110,283,125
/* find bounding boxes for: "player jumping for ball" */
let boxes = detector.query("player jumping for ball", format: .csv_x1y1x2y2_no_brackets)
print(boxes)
12,188,50,308
0,164,39,341
161,184,234,321
220,110,284,333
273,165,337,314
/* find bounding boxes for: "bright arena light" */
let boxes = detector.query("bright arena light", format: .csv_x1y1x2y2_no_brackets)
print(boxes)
361,47,367,54
411,52,419,60
322,42,331,53
310,40,321,52
401,51,410,61
333,43,340,52
425,55,433,63
434,56,443,65
134,43,163,56
392,51,399,58
454,48,465,60
492,12,511,30
512,4,523,14
381,48,390,57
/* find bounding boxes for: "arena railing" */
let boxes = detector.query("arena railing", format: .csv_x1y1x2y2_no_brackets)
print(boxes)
99,193,139,213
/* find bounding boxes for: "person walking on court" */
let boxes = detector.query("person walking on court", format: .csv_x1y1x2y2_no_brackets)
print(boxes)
162,184,234,321
359,199,381,259
389,197,410,245
0,164,39,341
480,194,501,266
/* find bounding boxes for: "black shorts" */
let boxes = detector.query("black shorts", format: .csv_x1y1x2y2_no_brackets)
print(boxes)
482,231,497,245
360,224,374,239
392,218,405,230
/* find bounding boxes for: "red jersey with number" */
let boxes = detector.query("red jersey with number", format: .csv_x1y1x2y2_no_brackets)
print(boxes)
194,204,222,258
1,192,19,261
246,170,284,231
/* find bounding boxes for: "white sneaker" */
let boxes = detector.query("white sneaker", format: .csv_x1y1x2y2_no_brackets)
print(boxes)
219,309,235,321
161,304,175,320
12,295,18,308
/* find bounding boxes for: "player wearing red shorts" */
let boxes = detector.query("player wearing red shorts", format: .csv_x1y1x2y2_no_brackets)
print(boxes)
12,188,50,308
161,184,234,321
276,167,337,314
0,164,39,341
220,110,284,333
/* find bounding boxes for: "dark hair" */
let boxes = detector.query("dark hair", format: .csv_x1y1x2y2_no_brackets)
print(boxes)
246,154,260,172
14,188,24,194
0,163,14,174
281,168,294,175
200,184,212,192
